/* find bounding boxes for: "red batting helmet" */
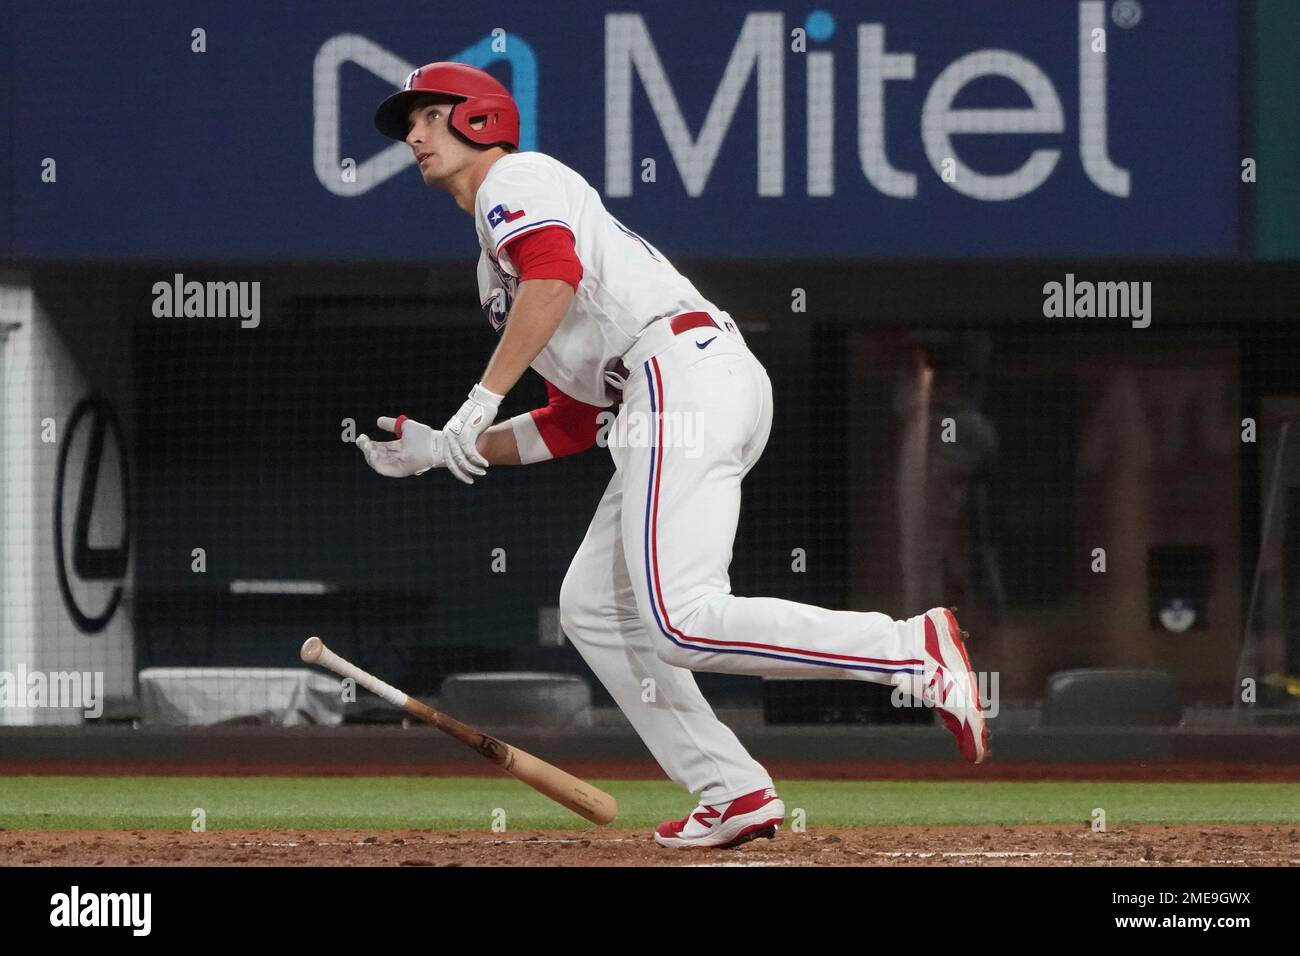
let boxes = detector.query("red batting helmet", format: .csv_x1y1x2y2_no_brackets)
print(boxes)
374,62,520,149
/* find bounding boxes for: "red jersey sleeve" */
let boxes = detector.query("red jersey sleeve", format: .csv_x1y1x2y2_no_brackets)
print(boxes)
500,226,584,291
528,380,604,458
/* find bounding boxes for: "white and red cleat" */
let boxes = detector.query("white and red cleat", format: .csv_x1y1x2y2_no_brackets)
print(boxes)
653,787,785,849
918,607,990,764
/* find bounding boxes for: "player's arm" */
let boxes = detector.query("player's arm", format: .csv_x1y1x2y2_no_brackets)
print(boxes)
475,421,523,466
480,227,583,395
367,230,593,478
479,278,574,397
357,375,604,476
441,226,585,483
472,371,611,466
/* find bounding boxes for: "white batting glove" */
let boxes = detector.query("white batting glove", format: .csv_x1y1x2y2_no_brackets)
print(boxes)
442,383,503,485
356,415,444,477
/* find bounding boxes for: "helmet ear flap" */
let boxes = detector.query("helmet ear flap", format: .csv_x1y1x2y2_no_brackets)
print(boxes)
448,93,520,149
461,107,498,132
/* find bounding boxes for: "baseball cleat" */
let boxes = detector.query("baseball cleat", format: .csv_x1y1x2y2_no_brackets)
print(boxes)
919,607,990,764
654,787,785,849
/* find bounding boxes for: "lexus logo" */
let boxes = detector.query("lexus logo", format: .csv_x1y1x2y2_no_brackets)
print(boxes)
54,395,131,634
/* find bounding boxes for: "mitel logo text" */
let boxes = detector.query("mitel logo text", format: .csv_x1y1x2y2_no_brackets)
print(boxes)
607,1,1129,201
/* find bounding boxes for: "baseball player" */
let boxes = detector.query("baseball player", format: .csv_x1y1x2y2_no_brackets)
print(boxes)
357,62,988,849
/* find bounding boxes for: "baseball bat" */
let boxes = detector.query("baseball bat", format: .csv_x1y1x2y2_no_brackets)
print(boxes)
300,636,616,825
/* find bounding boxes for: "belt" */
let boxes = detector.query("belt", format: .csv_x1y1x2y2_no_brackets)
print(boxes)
666,311,722,336
608,311,723,390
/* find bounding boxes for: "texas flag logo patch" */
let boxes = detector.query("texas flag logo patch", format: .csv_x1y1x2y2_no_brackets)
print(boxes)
487,204,526,228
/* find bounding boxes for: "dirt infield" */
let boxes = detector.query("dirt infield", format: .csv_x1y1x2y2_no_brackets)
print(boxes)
3,824,1297,866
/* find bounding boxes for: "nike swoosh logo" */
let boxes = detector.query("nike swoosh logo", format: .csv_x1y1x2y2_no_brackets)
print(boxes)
696,336,717,350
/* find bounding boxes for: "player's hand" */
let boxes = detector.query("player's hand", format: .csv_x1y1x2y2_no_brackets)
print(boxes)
441,383,504,484
356,415,444,478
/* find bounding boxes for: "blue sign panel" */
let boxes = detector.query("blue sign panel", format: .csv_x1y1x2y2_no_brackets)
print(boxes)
3,1,1238,260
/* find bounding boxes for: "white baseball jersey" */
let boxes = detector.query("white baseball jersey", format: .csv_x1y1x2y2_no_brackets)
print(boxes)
474,151,730,407
460,154,984,811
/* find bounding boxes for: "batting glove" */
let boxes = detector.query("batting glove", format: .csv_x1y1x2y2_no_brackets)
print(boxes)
442,383,504,485
356,415,444,478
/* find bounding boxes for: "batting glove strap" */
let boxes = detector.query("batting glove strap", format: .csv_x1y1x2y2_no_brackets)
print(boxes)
443,383,505,484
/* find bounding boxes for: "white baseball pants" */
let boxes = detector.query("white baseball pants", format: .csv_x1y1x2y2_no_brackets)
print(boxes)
559,317,924,804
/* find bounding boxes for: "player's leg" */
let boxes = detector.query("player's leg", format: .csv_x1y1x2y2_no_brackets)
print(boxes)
620,338,920,684
618,333,986,762
559,469,774,803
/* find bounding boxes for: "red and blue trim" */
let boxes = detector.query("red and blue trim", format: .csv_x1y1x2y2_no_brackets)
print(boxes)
639,356,923,675
493,218,573,255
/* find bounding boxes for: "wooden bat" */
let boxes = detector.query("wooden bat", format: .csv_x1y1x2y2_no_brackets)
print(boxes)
300,636,616,825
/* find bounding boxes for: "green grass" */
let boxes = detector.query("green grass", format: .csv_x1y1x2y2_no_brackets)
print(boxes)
0,777,1296,831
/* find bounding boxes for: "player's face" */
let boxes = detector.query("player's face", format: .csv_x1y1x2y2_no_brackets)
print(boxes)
405,100,476,187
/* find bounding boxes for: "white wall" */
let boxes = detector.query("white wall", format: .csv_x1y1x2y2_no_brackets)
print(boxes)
0,271,135,725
